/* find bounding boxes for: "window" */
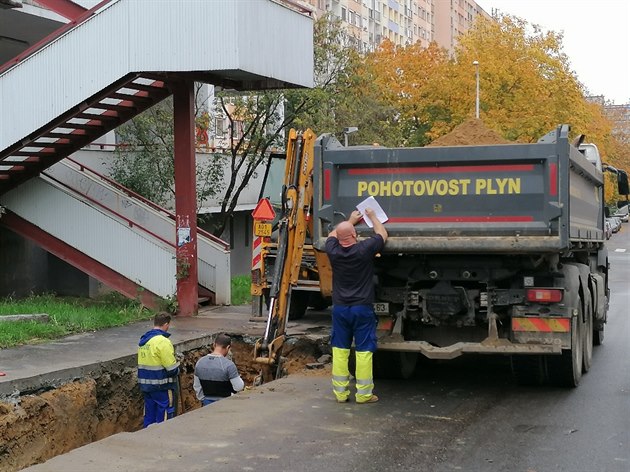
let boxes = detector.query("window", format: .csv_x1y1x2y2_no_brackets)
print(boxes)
341,7,347,21
244,215,250,247
215,117,226,137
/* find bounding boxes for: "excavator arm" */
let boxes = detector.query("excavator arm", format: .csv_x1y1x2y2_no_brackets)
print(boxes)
253,129,316,384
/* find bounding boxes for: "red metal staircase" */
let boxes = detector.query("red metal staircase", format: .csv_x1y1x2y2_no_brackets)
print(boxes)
0,0,314,313
0,74,171,195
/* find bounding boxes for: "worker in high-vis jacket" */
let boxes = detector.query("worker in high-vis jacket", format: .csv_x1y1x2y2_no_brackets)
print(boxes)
137,312,179,427
325,207,387,404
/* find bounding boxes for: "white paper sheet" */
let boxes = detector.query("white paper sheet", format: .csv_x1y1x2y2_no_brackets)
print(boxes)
356,196,389,228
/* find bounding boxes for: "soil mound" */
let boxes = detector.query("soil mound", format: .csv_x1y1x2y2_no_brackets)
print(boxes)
428,119,510,146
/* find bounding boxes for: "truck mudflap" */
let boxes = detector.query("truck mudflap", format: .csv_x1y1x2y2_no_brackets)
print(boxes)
377,338,561,360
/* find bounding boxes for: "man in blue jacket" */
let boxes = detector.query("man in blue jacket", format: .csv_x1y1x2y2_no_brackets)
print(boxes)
137,312,179,427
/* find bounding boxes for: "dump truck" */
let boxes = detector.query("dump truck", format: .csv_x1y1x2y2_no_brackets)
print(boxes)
252,125,628,387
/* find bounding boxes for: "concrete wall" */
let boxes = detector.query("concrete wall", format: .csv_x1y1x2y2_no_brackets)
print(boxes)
0,226,95,298
200,210,252,277
0,227,48,297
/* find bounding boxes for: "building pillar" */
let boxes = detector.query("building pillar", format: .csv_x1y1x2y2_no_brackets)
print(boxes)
173,80,198,316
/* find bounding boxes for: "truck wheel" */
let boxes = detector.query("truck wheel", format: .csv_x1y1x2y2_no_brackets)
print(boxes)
288,291,309,320
308,293,330,311
593,325,604,346
582,302,593,373
374,351,418,379
511,355,546,386
547,306,583,387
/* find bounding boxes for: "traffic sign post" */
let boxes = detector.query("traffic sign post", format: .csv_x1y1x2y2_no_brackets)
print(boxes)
252,198,276,237
252,198,276,221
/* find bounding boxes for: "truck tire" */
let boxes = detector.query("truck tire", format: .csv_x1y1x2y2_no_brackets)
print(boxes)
511,355,546,386
374,351,418,380
593,325,604,346
308,293,330,311
582,300,593,373
547,304,583,387
288,291,309,320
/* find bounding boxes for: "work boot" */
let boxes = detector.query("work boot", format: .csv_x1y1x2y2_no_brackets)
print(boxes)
357,394,379,404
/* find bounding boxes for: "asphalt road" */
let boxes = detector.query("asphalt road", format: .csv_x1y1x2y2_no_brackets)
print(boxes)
25,227,630,472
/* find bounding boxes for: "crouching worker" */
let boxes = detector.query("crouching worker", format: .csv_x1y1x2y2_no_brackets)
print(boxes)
193,333,244,406
137,312,179,428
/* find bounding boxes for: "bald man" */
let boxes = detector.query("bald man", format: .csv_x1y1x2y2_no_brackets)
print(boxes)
325,207,387,404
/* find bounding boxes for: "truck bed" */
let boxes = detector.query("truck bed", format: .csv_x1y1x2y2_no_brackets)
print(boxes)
313,126,604,253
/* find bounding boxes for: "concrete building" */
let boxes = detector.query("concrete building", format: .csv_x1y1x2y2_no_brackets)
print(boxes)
298,0,489,52
604,104,630,145
588,95,630,146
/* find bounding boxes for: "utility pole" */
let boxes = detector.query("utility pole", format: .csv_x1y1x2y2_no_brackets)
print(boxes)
473,60,480,119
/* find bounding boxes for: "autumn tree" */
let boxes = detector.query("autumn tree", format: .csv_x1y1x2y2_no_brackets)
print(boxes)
111,85,223,208
364,14,624,153
361,40,453,146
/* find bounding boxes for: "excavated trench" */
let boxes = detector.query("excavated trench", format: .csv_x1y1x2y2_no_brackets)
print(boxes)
0,335,331,472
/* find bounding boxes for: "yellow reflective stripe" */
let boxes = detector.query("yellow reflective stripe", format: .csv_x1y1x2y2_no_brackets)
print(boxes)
356,378,373,386
333,385,348,393
356,385,373,394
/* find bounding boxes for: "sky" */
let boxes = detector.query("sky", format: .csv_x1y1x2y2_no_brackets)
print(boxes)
476,0,630,104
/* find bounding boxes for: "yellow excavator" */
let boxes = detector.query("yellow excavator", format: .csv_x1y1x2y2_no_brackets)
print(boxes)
252,129,330,384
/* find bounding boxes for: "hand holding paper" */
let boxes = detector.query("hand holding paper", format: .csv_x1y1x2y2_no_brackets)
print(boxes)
356,196,388,228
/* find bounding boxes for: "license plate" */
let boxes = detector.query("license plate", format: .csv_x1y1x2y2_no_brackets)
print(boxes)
254,222,272,237
373,302,389,314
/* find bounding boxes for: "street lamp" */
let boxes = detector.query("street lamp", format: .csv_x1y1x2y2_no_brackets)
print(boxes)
343,126,358,147
473,60,480,119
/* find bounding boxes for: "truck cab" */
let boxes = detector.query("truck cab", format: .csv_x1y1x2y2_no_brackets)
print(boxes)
578,143,602,171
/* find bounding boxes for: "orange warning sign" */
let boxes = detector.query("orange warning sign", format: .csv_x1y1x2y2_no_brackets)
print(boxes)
252,198,276,221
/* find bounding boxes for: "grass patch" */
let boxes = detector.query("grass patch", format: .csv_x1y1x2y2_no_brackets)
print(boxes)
231,275,252,306
0,293,153,348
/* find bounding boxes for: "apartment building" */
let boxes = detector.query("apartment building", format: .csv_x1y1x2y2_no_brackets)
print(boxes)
297,0,489,52
605,103,630,144
588,96,630,144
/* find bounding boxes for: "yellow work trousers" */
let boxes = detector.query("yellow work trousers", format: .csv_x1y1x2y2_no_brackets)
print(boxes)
332,347,374,403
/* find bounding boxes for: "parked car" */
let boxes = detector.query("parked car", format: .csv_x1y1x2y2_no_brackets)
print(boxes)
608,216,622,233
613,211,629,223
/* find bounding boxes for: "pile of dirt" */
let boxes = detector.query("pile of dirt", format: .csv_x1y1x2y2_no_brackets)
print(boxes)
428,119,510,146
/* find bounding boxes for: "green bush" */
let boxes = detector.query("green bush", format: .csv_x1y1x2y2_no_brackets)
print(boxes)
231,275,252,306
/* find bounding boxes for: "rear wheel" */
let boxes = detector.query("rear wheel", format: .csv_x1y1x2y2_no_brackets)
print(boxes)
593,325,605,346
547,304,583,387
511,355,546,386
288,291,309,320
582,299,593,373
308,292,330,311
374,351,418,379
